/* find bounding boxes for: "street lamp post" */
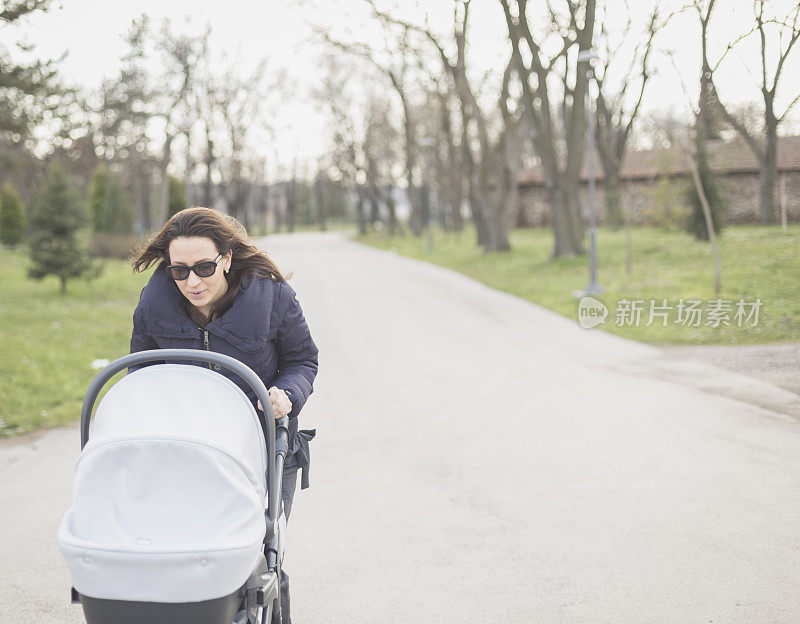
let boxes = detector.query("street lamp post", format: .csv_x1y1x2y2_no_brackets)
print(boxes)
577,49,604,296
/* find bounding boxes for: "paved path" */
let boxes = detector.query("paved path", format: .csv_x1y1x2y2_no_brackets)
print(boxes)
2,231,799,623
659,342,800,398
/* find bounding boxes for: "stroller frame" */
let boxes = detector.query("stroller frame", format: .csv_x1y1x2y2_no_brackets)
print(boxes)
72,348,289,624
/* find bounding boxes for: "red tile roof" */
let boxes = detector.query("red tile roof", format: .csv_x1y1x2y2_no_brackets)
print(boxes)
518,135,800,186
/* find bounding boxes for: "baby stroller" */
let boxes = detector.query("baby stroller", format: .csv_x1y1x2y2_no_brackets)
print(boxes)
58,349,290,624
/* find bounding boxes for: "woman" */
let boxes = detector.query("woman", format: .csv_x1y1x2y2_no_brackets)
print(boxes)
129,206,318,623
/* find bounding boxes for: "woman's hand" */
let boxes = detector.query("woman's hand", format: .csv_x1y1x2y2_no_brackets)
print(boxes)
258,387,292,419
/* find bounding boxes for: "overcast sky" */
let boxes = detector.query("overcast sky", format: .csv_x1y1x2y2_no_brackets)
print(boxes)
10,0,800,173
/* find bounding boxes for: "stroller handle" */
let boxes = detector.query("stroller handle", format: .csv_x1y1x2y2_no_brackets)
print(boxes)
79,349,286,542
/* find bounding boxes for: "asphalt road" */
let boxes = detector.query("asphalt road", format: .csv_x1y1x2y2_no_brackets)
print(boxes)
2,231,799,623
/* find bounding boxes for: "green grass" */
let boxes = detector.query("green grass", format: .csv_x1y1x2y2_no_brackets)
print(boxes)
358,224,800,345
0,248,149,436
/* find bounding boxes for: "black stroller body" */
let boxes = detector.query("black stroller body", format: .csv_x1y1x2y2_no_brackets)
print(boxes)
58,349,290,624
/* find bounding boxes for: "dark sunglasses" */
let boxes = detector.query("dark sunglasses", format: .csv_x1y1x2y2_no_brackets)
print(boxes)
166,255,223,281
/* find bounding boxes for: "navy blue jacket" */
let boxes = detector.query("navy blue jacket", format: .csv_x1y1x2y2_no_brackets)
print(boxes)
129,265,319,445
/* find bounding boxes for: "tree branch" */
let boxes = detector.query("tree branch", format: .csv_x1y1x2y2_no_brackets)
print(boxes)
709,82,763,157
778,91,800,122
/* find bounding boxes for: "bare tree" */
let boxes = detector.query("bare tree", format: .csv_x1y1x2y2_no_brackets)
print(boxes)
213,60,269,227
372,0,525,252
315,21,426,236
317,70,367,233
436,86,465,231
593,2,665,228
692,0,725,233
413,64,465,233
502,0,597,257
153,19,208,226
666,1,725,239
200,117,215,208
708,0,800,223
633,108,691,150
96,15,157,230
365,96,402,234
313,55,399,235
194,54,219,210
694,0,721,147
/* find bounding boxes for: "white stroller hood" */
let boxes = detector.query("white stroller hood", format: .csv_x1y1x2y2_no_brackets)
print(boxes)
58,364,269,604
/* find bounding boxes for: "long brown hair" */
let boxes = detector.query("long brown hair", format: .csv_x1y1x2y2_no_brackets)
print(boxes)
132,207,287,327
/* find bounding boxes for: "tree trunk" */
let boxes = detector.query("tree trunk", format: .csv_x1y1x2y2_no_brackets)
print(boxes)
688,153,722,295
490,191,512,252
549,182,585,257
132,161,151,232
565,180,585,246
203,125,214,208
315,175,327,231
532,95,589,258
397,93,422,237
420,183,430,233
225,181,242,225
229,183,240,224
471,112,516,253
439,92,463,232
475,145,507,253
760,123,778,224
159,133,174,226
272,190,281,233
603,161,623,228
469,169,488,247
354,185,367,235
286,178,296,232
459,106,487,246
448,135,465,231
406,174,422,236
759,160,776,224
558,61,590,258
368,183,380,228
486,135,517,252
60,275,67,295
184,130,192,208
451,192,464,231
239,181,253,229
515,193,531,228
475,192,495,249
695,8,718,206
385,185,398,235
526,0,595,258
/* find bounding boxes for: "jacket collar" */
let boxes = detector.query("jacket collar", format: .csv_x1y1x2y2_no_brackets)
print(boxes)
136,265,275,353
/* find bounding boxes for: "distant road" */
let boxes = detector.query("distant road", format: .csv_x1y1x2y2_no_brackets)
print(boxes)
2,231,799,623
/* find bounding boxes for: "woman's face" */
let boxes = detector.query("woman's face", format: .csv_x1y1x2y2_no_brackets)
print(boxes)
167,236,232,317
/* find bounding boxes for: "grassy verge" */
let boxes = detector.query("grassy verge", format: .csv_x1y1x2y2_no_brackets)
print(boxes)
0,248,149,436
358,224,800,345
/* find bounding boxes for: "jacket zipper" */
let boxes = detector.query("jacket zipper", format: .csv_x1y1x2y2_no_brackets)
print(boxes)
202,328,212,369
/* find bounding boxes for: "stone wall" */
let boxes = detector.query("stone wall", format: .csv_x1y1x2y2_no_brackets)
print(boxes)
516,170,800,227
